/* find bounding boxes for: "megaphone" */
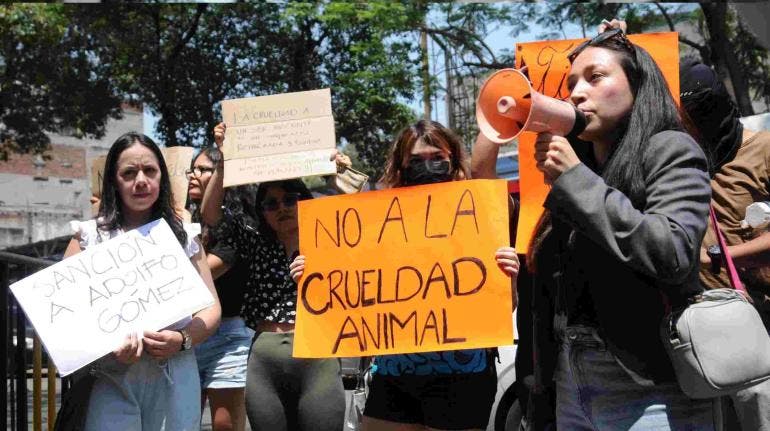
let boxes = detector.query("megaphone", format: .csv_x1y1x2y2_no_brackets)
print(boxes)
476,68,587,144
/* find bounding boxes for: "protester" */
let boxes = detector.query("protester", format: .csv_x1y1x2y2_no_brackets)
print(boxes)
64,131,221,430
187,146,254,431
290,119,520,431
527,28,717,429
200,122,354,431
680,58,770,430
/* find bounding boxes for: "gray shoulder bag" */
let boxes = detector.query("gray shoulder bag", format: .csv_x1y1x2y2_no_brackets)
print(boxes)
661,206,770,398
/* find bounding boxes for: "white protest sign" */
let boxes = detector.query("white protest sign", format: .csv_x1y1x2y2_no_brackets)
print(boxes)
10,219,214,376
221,89,337,187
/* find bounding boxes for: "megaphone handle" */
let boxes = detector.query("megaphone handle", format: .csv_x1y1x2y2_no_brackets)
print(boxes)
566,107,587,141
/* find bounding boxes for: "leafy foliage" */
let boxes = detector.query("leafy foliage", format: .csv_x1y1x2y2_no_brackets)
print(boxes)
0,4,122,160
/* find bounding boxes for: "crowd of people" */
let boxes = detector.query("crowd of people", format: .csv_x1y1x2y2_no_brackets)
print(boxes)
60,20,770,431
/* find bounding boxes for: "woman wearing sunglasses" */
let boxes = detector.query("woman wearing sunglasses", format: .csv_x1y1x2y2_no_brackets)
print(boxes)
290,119,520,431
528,28,717,429
200,122,353,431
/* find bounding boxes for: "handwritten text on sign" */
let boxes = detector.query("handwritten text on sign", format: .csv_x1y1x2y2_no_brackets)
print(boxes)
221,89,336,187
513,32,680,252
293,180,513,358
10,219,214,376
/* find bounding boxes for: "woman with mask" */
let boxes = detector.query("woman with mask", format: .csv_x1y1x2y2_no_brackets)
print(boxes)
200,122,355,431
187,147,254,431
290,119,520,431
680,57,770,431
65,132,221,430
529,28,716,429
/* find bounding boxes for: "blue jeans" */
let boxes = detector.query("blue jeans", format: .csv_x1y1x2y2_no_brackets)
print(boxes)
555,326,719,431
725,378,770,430
85,350,200,431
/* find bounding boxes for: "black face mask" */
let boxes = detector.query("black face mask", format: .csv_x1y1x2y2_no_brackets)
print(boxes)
680,61,742,177
401,158,453,186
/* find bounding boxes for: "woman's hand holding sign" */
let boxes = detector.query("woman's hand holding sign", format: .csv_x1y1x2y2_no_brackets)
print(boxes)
290,255,305,284
293,249,519,281
495,247,520,278
113,333,143,365
332,150,352,170
213,122,226,149
143,330,184,360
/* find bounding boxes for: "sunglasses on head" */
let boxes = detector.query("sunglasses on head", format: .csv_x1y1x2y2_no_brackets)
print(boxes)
261,193,301,212
567,27,634,64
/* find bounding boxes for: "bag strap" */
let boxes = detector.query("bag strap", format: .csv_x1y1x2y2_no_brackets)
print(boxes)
709,205,745,292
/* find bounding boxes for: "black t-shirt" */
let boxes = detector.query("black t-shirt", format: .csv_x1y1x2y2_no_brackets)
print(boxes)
208,238,248,318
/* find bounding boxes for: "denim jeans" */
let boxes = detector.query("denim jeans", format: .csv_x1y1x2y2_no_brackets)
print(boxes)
84,350,200,431
195,317,254,389
555,326,719,431
724,378,770,430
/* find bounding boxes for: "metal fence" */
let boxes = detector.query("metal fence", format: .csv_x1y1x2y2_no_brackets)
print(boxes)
2,251,61,431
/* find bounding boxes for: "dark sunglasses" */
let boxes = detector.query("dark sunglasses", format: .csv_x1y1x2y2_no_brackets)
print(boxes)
567,27,634,64
185,166,215,178
261,193,301,212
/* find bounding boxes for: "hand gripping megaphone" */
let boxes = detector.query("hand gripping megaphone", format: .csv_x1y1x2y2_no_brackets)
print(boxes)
476,68,587,144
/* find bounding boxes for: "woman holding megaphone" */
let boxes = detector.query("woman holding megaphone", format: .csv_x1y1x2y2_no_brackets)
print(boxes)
526,29,719,429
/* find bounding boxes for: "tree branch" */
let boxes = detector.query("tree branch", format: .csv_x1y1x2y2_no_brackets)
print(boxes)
679,36,706,52
421,25,498,65
462,61,511,70
654,2,676,32
169,4,207,61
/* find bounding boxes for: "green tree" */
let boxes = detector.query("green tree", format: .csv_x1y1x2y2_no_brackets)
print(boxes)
0,4,122,159
69,2,420,179
4,2,505,178
69,3,288,147
404,2,519,147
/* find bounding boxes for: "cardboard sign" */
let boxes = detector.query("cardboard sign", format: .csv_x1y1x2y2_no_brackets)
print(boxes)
220,89,337,187
89,147,194,217
163,147,195,213
293,179,513,358
513,32,680,251
10,219,214,376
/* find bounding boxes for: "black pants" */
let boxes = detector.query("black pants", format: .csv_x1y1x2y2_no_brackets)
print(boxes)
245,331,345,431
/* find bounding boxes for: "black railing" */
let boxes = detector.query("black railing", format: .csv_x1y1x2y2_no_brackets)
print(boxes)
1,251,60,431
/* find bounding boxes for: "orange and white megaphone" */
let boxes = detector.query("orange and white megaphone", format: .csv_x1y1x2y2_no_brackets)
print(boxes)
476,68,587,144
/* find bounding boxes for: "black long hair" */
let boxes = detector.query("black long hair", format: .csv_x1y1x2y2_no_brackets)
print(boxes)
98,132,187,246
253,179,313,240
595,38,683,208
203,183,260,249
529,37,682,268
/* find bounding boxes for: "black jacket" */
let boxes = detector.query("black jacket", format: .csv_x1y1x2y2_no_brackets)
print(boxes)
533,130,711,384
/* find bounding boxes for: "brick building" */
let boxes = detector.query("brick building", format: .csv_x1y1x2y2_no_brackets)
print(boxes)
0,104,143,250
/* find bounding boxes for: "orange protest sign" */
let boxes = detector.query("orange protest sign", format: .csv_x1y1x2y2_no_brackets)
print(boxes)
514,32,680,252
293,179,513,358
